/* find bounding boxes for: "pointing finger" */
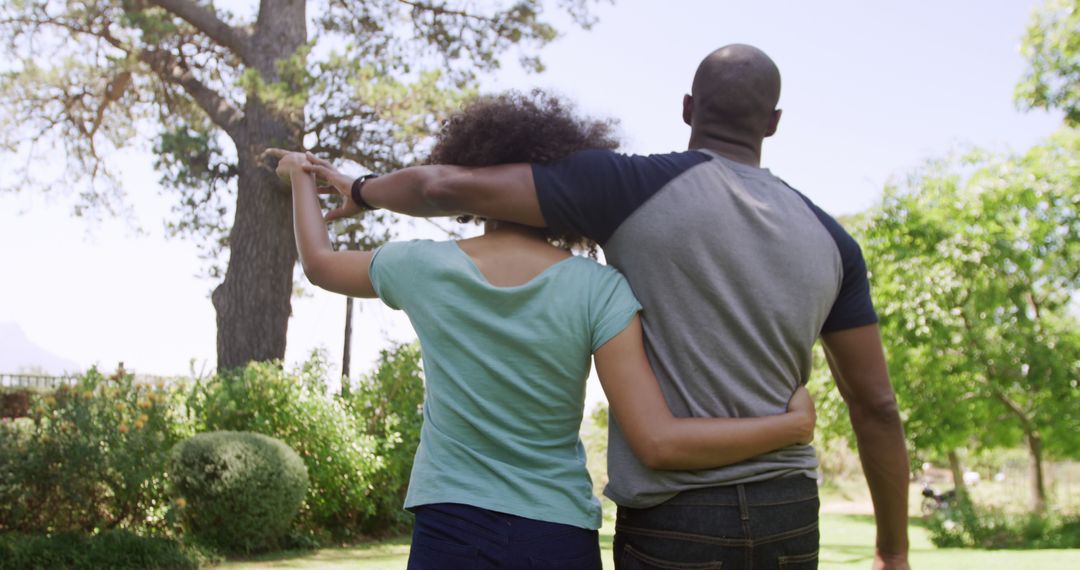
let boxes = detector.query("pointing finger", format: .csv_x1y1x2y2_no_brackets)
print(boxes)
324,207,347,222
305,152,334,168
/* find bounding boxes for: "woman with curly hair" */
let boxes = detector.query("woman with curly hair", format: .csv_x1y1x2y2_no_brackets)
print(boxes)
268,91,813,569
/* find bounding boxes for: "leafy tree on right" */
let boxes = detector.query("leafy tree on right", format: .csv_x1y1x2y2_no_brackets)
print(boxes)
1016,0,1080,126
857,130,1080,513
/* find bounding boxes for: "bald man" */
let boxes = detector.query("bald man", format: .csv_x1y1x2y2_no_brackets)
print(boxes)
302,45,910,569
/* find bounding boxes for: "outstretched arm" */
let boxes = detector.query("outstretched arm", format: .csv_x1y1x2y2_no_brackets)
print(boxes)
300,154,544,227
594,315,815,471
271,150,378,299
821,324,909,570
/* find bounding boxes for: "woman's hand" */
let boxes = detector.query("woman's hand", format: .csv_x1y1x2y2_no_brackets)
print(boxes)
786,385,816,445
263,148,310,181
301,153,364,222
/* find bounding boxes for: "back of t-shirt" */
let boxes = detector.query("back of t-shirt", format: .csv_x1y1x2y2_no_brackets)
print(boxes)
369,239,641,528
533,148,877,508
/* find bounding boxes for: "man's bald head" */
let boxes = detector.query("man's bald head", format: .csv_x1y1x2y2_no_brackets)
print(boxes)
685,44,782,145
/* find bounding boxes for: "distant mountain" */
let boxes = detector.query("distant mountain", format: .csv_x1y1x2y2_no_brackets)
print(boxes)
0,322,82,375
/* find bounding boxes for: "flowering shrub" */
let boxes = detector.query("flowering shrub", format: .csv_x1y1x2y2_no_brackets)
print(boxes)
0,367,192,533
0,350,428,548
342,342,426,533
187,354,383,539
0,390,31,418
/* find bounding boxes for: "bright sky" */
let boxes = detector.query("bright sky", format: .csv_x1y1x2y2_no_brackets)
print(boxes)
0,1,1063,405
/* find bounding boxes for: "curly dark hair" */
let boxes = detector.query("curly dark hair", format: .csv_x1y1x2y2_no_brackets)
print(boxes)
427,90,619,256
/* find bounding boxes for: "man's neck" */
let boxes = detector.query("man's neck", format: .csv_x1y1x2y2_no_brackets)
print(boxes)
687,134,762,167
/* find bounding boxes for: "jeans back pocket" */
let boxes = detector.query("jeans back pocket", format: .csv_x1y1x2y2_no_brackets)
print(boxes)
620,544,723,569
777,548,818,569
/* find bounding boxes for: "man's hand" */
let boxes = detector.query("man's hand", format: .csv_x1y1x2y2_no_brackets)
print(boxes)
301,152,363,222
786,385,816,445
263,148,310,181
873,550,910,570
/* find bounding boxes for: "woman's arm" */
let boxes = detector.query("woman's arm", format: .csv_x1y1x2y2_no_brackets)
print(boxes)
594,315,815,471
273,150,378,299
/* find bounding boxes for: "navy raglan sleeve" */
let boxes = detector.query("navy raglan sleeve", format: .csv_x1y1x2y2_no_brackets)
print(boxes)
532,149,711,245
784,184,879,334
821,232,878,334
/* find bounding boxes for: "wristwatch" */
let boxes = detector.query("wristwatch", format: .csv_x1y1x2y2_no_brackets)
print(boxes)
350,174,380,210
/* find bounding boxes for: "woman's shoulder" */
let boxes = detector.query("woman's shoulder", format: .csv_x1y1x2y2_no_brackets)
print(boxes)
376,238,452,256
371,240,458,275
563,254,618,273
378,238,446,249
560,255,630,286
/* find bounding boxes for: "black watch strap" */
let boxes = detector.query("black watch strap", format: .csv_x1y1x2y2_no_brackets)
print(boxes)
350,174,380,210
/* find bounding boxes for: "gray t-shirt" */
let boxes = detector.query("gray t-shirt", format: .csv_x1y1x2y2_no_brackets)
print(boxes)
533,148,878,508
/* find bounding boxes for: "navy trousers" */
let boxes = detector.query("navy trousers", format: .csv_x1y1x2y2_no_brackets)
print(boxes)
613,475,820,569
407,503,602,570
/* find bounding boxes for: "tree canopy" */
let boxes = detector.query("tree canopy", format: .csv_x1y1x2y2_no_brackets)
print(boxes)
1017,0,1080,125
857,130,1080,510
0,0,604,368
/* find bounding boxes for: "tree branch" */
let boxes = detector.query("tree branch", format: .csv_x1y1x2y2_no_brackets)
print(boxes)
960,309,1038,434
140,49,244,138
985,378,1036,434
147,0,254,64
1034,264,1080,311
396,0,495,23
1,14,125,50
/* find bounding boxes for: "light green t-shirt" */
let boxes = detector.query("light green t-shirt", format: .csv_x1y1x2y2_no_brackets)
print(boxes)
369,239,641,529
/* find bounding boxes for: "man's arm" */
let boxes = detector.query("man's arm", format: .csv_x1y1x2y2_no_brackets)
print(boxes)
300,154,544,227
820,324,910,570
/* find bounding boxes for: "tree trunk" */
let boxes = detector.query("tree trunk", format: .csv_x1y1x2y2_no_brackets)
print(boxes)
342,295,354,389
1027,430,1048,513
987,384,1051,513
947,449,967,498
211,149,298,370
211,0,306,370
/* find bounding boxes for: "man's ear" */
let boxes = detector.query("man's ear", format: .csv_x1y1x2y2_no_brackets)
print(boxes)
764,108,782,137
682,94,693,126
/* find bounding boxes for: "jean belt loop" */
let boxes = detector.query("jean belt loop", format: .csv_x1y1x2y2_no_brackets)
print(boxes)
736,484,750,521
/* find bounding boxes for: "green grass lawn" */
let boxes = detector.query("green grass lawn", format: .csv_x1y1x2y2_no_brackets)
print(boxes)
221,513,1080,569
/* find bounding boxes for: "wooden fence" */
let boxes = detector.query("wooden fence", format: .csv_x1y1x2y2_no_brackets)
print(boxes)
0,373,183,391
0,373,81,390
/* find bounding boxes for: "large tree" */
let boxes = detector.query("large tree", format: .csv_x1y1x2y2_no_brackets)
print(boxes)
858,130,1080,512
1,0,600,369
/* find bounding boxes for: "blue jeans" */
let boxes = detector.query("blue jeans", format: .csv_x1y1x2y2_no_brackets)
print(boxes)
407,503,602,570
613,475,820,569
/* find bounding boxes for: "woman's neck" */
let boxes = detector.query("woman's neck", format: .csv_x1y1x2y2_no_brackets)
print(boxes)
460,220,570,287
482,220,547,241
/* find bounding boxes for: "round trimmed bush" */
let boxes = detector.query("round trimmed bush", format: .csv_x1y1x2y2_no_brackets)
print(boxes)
169,431,308,553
